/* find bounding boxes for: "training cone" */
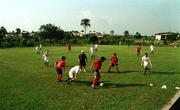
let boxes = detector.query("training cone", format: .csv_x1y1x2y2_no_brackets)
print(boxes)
175,87,180,90
149,83,153,86
161,85,167,89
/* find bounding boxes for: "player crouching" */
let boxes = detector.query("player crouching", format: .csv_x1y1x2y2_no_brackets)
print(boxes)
90,56,106,89
66,65,81,84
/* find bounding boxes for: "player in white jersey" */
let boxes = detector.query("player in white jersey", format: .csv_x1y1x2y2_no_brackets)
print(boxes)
66,65,81,83
149,44,154,55
90,45,95,60
39,44,42,50
42,50,49,67
94,43,98,52
35,46,40,55
141,53,152,75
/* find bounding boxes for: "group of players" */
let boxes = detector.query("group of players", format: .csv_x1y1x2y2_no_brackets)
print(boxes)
36,43,155,88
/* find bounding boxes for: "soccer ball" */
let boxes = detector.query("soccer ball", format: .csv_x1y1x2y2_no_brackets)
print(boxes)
100,83,104,87
149,83,153,86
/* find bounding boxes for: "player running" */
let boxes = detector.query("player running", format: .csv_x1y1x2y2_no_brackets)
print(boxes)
67,41,71,52
141,53,152,75
42,50,49,67
149,44,154,55
55,56,66,82
108,53,120,73
35,45,40,55
90,56,106,89
90,45,95,60
78,50,87,72
136,43,141,57
66,65,81,84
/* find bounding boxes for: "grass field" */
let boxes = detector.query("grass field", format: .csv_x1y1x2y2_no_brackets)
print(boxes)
0,45,180,110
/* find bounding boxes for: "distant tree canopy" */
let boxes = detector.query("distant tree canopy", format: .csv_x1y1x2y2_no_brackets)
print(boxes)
0,24,179,48
134,32,142,39
124,30,129,37
80,18,91,35
38,24,64,46
0,26,7,40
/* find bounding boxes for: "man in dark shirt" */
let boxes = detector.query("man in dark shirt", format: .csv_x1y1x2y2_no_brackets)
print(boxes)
78,50,87,72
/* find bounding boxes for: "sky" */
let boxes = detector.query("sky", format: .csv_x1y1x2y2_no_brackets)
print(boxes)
0,0,179,35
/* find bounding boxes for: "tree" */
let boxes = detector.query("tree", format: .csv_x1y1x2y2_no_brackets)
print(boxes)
124,30,129,37
39,24,64,46
80,18,91,35
110,30,114,35
134,32,142,39
15,28,21,36
0,26,7,40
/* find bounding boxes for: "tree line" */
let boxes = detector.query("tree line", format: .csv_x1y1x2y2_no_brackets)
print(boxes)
0,18,179,48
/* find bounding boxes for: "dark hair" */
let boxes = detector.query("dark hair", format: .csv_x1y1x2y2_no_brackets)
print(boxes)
61,56,66,59
145,53,148,56
114,53,117,56
100,56,106,61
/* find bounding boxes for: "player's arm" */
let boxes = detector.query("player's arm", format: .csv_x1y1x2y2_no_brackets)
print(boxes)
90,62,94,70
141,58,143,66
54,61,57,67
63,63,66,72
85,55,88,62
149,58,152,67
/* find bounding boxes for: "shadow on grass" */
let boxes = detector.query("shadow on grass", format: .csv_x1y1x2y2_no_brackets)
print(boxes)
150,71,179,75
103,70,141,74
68,80,146,89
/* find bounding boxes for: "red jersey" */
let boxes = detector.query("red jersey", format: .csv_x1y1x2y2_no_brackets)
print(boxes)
110,56,118,64
136,45,141,51
93,60,103,70
56,60,65,69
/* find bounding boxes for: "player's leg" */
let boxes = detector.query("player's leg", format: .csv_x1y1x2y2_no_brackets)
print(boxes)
83,63,87,72
115,65,120,73
56,69,63,81
108,64,112,72
92,71,99,88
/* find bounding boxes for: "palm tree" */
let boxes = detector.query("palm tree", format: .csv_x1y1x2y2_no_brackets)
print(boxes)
80,18,91,35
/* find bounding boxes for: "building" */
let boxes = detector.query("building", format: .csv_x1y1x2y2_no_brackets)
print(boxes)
155,32,171,40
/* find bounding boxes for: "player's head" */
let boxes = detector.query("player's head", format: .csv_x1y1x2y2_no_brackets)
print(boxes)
114,53,117,56
100,56,106,62
81,50,84,53
61,56,66,60
144,52,148,57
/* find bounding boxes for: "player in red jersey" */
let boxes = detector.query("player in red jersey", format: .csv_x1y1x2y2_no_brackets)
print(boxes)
108,53,120,73
67,41,71,52
90,56,106,89
55,56,66,82
136,42,141,57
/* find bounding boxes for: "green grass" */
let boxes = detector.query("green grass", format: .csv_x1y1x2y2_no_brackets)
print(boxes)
0,45,179,110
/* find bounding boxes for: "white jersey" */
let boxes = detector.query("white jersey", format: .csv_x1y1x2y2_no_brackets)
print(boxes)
39,44,42,49
95,44,98,49
142,56,151,67
43,52,49,62
150,45,154,51
36,46,40,52
90,47,95,55
69,66,81,78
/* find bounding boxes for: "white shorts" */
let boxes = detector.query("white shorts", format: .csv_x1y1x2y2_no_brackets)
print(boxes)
69,72,75,79
44,58,49,62
144,62,148,68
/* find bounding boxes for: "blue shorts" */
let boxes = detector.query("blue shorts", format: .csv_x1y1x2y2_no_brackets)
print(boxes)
111,63,118,67
94,70,100,77
56,68,63,74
